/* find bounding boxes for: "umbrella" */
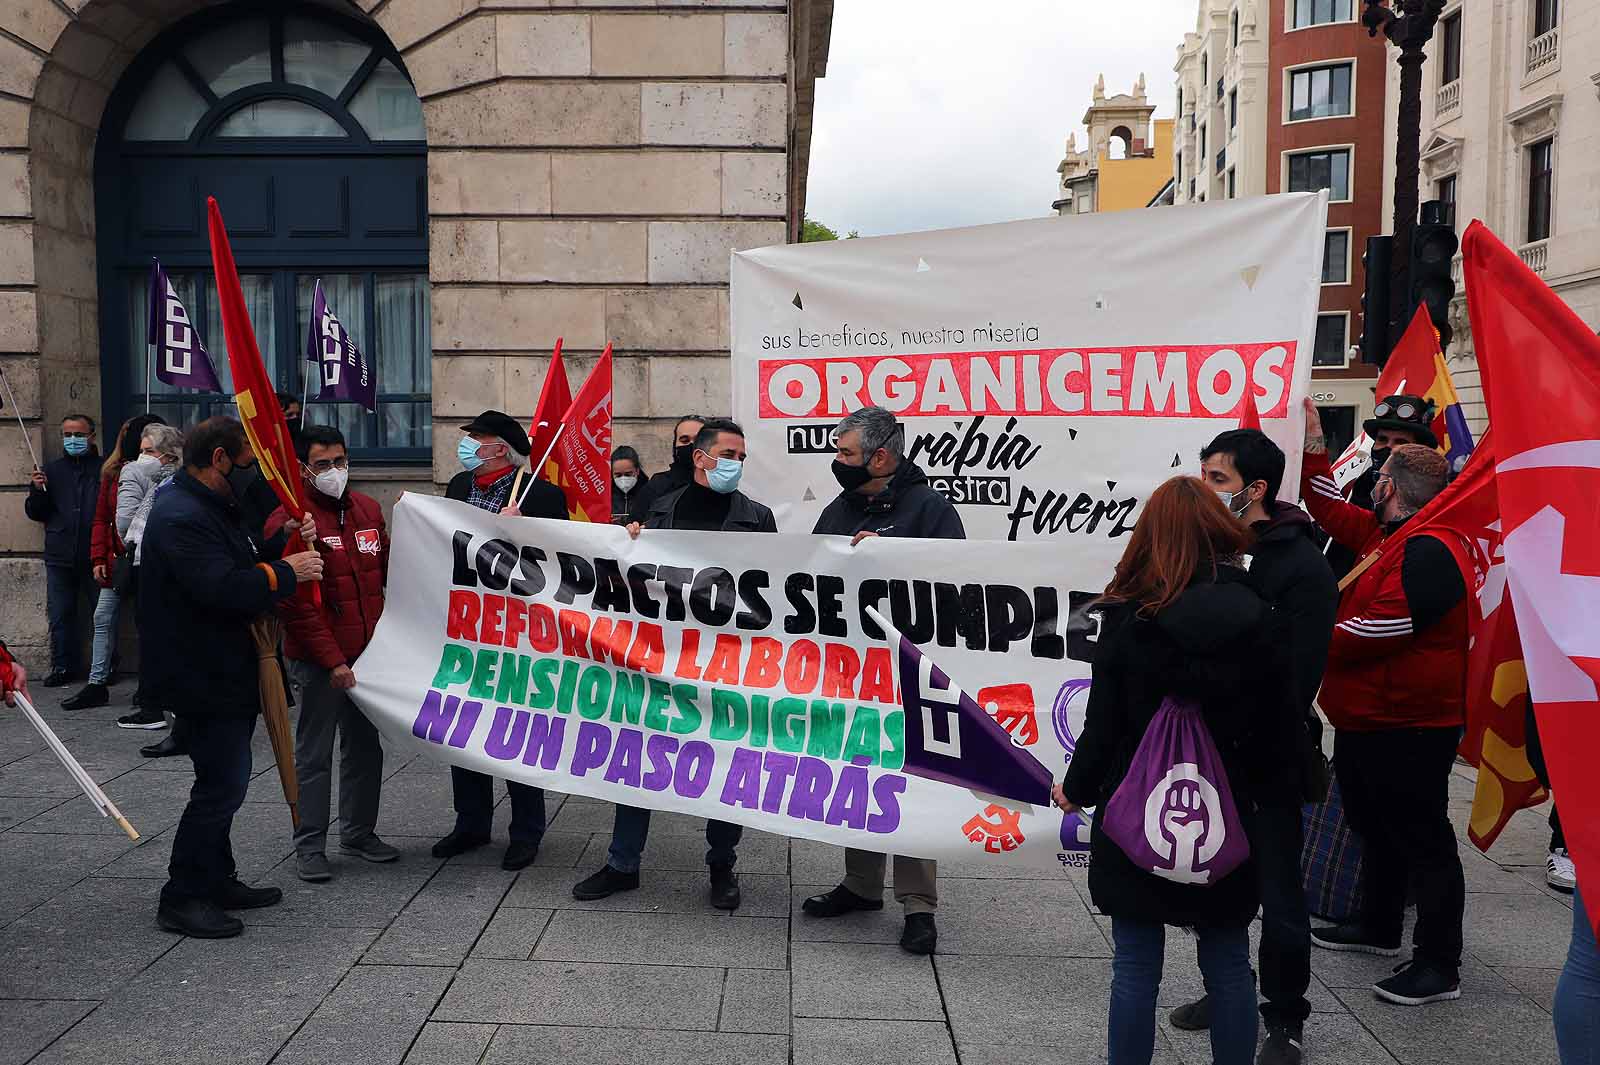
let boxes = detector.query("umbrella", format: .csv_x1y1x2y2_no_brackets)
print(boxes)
251,616,300,830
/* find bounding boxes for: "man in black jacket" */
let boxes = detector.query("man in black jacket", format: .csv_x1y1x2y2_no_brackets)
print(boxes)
573,418,775,911
802,405,964,956
627,414,703,523
435,410,568,871
25,414,102,686
141,416,324,938
1181,428,1338,1065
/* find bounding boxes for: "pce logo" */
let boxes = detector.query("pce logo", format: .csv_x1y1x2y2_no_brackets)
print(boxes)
962,803,1025,853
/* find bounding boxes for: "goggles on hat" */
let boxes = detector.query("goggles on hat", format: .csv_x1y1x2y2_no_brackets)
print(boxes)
1372,399,1432,422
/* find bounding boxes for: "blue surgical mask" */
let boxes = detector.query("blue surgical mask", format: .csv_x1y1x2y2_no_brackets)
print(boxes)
705,455,743,494
457,436,485,472
63,436,89,456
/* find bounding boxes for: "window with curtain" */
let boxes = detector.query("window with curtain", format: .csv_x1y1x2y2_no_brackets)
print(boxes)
1290,64,1353,121
1287,149,1351,200
1527,139,1553,242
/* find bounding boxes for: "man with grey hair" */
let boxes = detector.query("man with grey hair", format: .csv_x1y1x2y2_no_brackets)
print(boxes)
802,404,963,955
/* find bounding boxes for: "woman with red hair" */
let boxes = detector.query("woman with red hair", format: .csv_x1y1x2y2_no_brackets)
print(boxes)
1055,476,1299,1065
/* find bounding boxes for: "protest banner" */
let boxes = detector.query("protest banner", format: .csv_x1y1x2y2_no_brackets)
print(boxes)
730,192,1327,551
352,493,1109,870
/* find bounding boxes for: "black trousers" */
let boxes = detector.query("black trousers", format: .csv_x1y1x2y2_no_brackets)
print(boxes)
1334,726,1466,972
451,767,546,844
1246,804,1312,1025
162,714,256,906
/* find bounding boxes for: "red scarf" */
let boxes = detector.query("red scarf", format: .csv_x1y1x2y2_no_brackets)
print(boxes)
474,463,515,489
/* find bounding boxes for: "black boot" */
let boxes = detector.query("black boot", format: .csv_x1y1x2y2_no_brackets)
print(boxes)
431,829,491,858
801,884,883,918
157,898,243,938
214,878,283,910
572,865,640,901
709,862,741,910
900,913,937,955
62,683,109,710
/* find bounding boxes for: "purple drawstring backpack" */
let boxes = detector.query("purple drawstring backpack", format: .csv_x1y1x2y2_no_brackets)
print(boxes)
1100,696,1250,885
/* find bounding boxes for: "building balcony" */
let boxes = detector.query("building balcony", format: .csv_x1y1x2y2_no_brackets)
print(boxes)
1527,27,1559,79
1436,80,1460,117
1518,239,1548,276
1450,253,1462,285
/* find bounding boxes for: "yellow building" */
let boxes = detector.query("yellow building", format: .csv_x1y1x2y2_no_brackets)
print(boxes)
1053,75,1176,215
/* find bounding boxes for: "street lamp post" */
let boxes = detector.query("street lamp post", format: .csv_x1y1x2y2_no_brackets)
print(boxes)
1363,0,1446,350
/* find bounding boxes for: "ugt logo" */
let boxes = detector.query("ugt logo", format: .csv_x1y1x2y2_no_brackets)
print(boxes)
962,803,1025,854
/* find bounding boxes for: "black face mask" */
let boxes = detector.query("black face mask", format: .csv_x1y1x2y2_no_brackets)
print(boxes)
671,444,695,474
225,461,258,499
1369,446,1391,474
285,415,302,436
832,459,873,492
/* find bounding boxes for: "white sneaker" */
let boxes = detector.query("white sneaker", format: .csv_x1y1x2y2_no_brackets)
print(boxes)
1547,849,1576,893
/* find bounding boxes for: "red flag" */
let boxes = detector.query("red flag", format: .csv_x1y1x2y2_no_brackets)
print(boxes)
528,338,570,475
1236,392,1262,432
550,344,613,523
206,198,303,519
1463,219,1600,939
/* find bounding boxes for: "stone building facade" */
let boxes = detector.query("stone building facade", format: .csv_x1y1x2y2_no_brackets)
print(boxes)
1052,75,1174,215
1381,0,1599,434
0,0,831,661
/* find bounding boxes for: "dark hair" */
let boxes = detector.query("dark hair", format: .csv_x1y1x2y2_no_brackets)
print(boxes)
63,413,96,433
611,445,644,473
1101,476,1252,615
296,424,346,462
104,412,168,478
1385,443,1449,511
693,418,744,454
277,392,300,411
1199,428,1286,501
673,414,704,436
184,416,249,469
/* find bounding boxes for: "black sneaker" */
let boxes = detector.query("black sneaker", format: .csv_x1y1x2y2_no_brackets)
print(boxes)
117,706,168,730
62,683,109,710
157,898,242,938
214,877,282,910
501,840,539,871
1259,1022,1304,1065
141,734,185,758
572,865,640,901
1169,995,1211,1031
430,829,490,858
1311,922,1402,957
41,670,73,688
801,884,884,918
709,862,741,910
900,913,937,955
1373,960,1461,1006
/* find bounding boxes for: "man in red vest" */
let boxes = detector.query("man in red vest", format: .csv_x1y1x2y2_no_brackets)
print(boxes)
1299,400,1472,1008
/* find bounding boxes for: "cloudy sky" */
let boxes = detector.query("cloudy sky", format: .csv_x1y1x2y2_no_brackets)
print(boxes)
804,0,1199,237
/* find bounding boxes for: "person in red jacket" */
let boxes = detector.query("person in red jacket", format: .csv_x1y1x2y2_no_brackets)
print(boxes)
265,425,397,883
1299,399,1471,1009
0,638,28,707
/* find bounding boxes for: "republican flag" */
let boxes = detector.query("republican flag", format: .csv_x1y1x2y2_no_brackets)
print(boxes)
1463,219,1600,938
549,344,613,523
206,197,304,519
529,337,570,476
306,280,377,412
148,258,222,393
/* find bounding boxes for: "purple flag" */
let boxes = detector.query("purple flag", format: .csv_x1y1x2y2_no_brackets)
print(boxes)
307,280,377,412
147,259,222,392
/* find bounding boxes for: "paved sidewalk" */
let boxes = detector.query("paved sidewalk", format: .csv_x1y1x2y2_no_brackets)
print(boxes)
1,683,1575,1065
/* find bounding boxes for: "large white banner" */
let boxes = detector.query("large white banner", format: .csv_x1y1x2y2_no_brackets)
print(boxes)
351,494,1109,871
731,193,1329,558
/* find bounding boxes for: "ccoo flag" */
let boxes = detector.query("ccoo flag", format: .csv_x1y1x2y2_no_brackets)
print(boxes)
148,259,223,393
307,280,377,412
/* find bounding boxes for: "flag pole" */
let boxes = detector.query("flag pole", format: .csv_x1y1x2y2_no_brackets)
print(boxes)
302,278,319,416
513,423,566,513
17,691,139,840
144,340,152,414
0,364,41,471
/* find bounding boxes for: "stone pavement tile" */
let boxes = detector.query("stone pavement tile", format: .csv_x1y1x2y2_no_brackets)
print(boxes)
1460,847,1548,894
403,1022,498,1065
247,847,443,929
938,952,1112,1047
348,768,462,837
935,876,1108,958
272,964,453,1065
434,958,724,1028
1472,808,1559,867
479,1025,789,1065
92,801,292,883
1495,966,1561,1011
1312,941,1514,995
576,827,789,874
1161,1009,1400,1065
1465,891,1574,968
507,865,790,917
0,750,137,798
1,878,175,1001
28,925,378,1065
790,837,848,884
790,942,944,1020
793,1018,955,1065
790,882,901,944
10,768,196,836
0,792,66,830
364,865,518,965
1504,864,1576,907
718,966,788,1034
470,907,554,960
1335,987,1561,1065
534,908,788,968
0,999,98,1065
0,829,139,927
958,1044,1181,1065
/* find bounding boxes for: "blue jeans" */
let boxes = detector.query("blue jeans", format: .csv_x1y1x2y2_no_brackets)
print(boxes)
606,805,741,875
88,586,120,685
1556,888,1600,1065
1110,919,1257,1065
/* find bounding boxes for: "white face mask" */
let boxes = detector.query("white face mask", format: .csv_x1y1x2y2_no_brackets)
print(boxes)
313,467,349,498
135,453,162,473
614,474,639,494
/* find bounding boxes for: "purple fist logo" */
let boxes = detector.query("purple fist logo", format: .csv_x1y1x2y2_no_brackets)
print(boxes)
1142,763,1226,884
1052,679,1094,852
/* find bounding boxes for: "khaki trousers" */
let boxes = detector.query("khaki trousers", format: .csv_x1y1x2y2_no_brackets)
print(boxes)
842,848,938,915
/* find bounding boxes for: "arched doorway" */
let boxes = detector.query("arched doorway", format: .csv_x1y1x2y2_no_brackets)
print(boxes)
94,2,430,460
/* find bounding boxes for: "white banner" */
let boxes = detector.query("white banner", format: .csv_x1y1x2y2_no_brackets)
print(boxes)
351,494,1109,871
731,193,1329,556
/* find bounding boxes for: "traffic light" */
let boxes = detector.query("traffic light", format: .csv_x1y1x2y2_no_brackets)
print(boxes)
1359,235,1393,366
1409,199,1458,351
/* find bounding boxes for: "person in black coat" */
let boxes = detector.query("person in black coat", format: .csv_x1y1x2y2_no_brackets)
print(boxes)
1182,429,1338,1063
609,445,645,524
1055,475,1299,1065
25,414,102,685
627,414,703,523
140,416,324,939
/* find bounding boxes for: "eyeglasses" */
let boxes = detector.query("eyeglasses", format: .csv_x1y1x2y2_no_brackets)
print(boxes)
305,457,349,473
